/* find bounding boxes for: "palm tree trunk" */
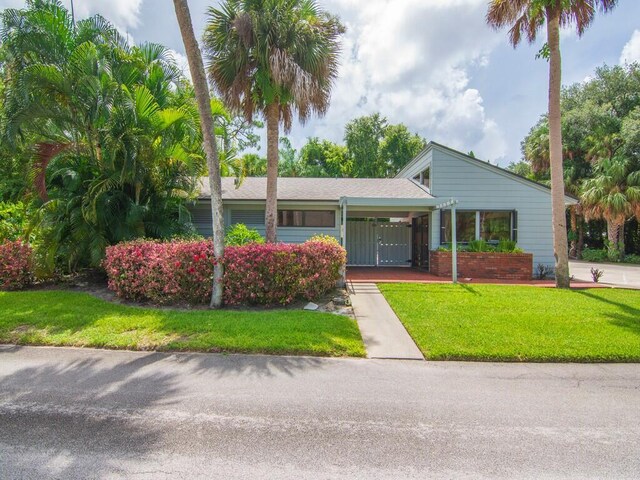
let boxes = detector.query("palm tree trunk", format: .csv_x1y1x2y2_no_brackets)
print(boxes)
172,0,225,308
606,220,620,257
546,6,570,288
569,207,577,258
606,220,624,259
265,102,279,243
577,217,585,259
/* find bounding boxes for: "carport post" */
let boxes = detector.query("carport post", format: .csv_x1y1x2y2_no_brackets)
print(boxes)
340,199,347,285
451,206,458,284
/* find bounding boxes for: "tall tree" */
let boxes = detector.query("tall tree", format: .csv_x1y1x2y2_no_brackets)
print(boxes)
173,0,225,308
487,0,618,288
345,114,425,177
204,0,344,242
299,137,351,177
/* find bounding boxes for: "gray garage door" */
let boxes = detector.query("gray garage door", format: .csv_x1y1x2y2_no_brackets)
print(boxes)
346,221,412,266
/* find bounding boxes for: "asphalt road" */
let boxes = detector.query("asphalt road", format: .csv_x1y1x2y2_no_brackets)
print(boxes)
1,346,639,479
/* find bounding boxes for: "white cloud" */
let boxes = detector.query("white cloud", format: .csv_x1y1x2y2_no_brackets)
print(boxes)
289,0,507,162
1,1,143,37
62,0,142,35
620,30,640,65
168,49,192,81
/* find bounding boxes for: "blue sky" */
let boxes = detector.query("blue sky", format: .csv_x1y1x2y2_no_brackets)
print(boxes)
2,0,639,166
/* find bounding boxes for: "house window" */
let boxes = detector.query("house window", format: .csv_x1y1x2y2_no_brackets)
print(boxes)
278,210,335,228
440,211,476,243
441,210,517,244
480,211,512,242
413,167,431,190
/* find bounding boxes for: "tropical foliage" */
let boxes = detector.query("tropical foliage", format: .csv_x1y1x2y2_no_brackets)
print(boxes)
520,64,640,260
204,0,344,242
0,0,208,271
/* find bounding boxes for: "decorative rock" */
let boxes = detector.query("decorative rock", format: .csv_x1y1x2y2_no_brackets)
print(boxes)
333,296,347,306
304,302,319,311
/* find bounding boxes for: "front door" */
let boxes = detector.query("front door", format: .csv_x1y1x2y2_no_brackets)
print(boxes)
412,214,430,268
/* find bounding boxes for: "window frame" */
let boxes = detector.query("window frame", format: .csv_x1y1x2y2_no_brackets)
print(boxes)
277,209,336,228
440,209,517,244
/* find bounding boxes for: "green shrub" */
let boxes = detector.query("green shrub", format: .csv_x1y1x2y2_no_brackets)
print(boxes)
308,234,340,246
224,223,265,246
496,239,523,253
623,254,640,264
0,202,30,242
467,239,494,253
581,248,609,262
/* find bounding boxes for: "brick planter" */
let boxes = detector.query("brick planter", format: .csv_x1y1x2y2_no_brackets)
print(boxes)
429,251,533,281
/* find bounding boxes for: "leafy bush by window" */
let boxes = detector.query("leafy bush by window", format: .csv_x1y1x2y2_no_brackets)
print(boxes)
0,240,34,290
224,224,265,246
308,234,340,245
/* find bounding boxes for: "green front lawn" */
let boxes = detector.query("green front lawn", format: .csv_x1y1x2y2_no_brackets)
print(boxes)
379,283,640,362
0,291,365,357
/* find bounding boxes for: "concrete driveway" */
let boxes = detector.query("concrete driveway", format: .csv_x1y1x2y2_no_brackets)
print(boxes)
570,260,640,288
1,346,639,479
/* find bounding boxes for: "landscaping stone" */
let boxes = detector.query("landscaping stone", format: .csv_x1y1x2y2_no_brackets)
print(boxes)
304,302,319,311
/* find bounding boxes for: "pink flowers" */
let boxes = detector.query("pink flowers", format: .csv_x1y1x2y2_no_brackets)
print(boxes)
104,240,216,305
104,238,346,306
0,240,34,290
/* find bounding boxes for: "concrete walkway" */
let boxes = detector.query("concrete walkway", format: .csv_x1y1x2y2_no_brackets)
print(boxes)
348,283,424,360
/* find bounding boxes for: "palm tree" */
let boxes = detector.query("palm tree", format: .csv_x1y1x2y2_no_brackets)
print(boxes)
582,157,640,260
173,0,225,308
203,0,344,242
486,0,618,288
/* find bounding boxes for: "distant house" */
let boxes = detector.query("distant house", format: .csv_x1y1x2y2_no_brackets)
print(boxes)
193,142,577,271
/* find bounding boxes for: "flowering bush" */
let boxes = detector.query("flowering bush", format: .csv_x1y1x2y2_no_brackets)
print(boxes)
104,238,346,306
0,240,34,290
104,240,216,304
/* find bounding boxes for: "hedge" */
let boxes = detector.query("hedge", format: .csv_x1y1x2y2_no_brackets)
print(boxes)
104,238,346,306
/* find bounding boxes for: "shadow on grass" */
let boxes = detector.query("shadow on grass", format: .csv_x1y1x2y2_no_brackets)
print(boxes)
0,291,364,357
574,290,640,337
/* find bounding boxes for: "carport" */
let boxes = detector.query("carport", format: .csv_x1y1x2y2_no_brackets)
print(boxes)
339,197,461,281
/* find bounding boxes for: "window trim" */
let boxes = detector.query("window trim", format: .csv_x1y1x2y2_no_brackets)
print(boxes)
440,209,517,244
277,209,336,228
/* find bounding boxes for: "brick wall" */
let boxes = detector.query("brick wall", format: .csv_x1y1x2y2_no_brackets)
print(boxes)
430,251,533,281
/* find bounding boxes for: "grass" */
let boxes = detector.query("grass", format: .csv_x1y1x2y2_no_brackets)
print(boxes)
0,291,365,357
378,283,640,362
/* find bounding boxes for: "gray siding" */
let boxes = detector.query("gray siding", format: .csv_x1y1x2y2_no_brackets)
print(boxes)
189,201,340,244
401,147,556,268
